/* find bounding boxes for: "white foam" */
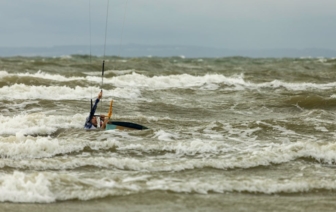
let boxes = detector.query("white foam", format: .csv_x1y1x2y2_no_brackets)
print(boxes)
0,134,120,160
315,126,328,132
0,84,142,100
0,134,86,159
3,168,336,203
108,72,336,91
2,70,335,92
0,171,54,203
256,121,297,135
258,80,336,91
0,113,84,135
153,130,180,141
146,176,336,194
0,70,83,82
123,140,336,170
107,72,241,90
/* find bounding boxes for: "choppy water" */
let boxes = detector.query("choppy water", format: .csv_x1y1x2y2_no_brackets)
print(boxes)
1,55,336,211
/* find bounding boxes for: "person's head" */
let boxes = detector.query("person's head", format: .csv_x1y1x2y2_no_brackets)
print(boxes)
91,116,97,127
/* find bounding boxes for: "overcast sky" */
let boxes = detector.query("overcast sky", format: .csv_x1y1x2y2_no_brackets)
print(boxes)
1,0,336,50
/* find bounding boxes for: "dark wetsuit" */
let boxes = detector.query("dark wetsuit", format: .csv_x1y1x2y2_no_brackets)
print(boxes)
84,98,100,129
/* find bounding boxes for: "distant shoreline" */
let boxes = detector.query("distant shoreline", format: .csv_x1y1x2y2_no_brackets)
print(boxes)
1,44,336,58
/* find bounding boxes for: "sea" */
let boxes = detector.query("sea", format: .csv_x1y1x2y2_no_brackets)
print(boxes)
0,55,336,211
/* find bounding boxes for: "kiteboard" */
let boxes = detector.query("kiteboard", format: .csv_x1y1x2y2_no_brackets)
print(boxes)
106,121,148,130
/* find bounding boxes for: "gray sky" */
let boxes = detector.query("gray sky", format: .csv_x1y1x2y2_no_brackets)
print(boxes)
1,0,336,50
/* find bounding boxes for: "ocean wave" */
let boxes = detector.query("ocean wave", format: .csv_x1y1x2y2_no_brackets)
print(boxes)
2,168,336,203
0,113,84,136
2,134,336,170
0,172,55,203
285,95,336,109
2,70,336,92
0,84,142,100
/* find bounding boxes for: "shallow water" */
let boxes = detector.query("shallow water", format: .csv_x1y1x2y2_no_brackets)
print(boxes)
1,55,336,211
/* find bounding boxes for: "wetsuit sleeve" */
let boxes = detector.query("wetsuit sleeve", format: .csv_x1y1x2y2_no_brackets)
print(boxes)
84,98,100,129
88,98,100,121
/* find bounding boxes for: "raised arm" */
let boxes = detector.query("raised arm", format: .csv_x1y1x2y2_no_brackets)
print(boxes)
88,91,102,121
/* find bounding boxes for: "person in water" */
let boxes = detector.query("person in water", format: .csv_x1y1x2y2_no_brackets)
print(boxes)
84,91,109,130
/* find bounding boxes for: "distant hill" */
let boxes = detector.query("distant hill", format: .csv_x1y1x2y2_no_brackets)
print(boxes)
1,44,336,58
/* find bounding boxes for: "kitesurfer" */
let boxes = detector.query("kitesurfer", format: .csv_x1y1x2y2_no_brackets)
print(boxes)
84,91,108,130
